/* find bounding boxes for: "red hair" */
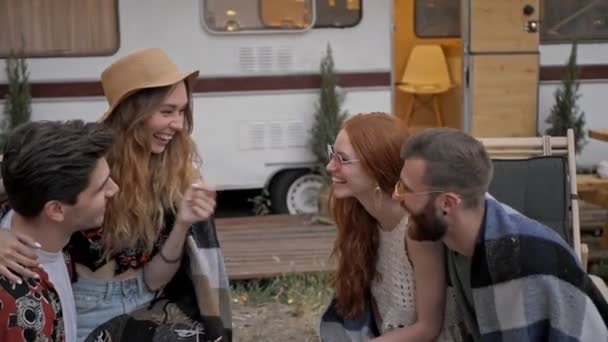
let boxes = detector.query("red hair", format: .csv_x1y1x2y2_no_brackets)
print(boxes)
330,112,408,319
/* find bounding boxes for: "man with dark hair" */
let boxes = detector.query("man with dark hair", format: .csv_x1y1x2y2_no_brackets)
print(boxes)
394,127,608,341
0,120,118,342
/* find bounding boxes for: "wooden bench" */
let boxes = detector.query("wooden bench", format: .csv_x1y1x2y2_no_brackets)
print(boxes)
578,128,608,246
216,214,336,279
577,175,608,212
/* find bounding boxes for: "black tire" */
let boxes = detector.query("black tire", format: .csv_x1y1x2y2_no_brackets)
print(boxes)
270,170,308,214
270,169,324,214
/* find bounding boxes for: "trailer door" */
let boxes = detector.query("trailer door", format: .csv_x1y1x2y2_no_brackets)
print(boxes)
463,0,540,137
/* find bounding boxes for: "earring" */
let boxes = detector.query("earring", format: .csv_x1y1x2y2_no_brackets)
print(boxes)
373,184,382,209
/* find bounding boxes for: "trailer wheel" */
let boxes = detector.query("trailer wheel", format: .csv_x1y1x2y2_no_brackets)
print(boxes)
270,170,325,214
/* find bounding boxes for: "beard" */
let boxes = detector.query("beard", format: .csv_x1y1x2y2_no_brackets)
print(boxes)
406,199,448,241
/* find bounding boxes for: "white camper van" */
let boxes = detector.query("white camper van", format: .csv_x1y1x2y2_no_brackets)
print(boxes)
2,0,608,214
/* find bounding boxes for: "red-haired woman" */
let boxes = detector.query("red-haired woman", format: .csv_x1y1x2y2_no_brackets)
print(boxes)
321,112,462,341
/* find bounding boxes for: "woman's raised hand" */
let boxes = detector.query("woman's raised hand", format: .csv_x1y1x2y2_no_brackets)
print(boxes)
0,229,41,284
176,183,217,229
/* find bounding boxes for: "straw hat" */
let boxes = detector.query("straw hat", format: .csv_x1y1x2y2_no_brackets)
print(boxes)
100,48,199,121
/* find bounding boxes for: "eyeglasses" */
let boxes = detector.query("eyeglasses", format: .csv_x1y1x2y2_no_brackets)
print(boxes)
393,180,445,198
327,144,360,166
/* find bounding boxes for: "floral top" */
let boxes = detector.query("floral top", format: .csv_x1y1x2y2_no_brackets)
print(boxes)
0,262,68,341
66,211,176,275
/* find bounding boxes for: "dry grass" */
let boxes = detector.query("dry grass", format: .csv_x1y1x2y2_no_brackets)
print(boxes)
230,273,333,341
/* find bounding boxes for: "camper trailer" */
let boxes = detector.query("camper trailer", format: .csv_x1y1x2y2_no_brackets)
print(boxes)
1,0,607,214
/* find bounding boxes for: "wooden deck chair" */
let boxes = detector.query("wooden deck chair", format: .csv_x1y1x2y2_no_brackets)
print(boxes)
478,129,608,298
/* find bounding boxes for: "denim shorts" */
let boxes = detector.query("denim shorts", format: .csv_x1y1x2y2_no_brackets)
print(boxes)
72,273,156,341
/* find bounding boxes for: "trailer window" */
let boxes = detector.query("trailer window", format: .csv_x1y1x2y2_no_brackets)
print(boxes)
203,0,314,33
314,0,362,28
542,0,608,43
0,0,119,57
415,0,460,38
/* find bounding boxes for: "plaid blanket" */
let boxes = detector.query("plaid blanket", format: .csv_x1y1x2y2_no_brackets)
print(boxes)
319,283,464,341
450,198,608,341
319,297,379,341
85,217,233,342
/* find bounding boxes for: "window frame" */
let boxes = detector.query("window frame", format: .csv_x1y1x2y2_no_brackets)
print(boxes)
201,0,317,35
313,0,363,29
413,0,461,39
0,0,120,58
540,0,608,44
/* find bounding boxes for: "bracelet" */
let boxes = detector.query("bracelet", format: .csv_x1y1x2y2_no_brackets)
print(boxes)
158,249,182,264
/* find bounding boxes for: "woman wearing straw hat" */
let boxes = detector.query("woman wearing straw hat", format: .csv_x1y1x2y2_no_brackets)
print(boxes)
0,48,223,341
